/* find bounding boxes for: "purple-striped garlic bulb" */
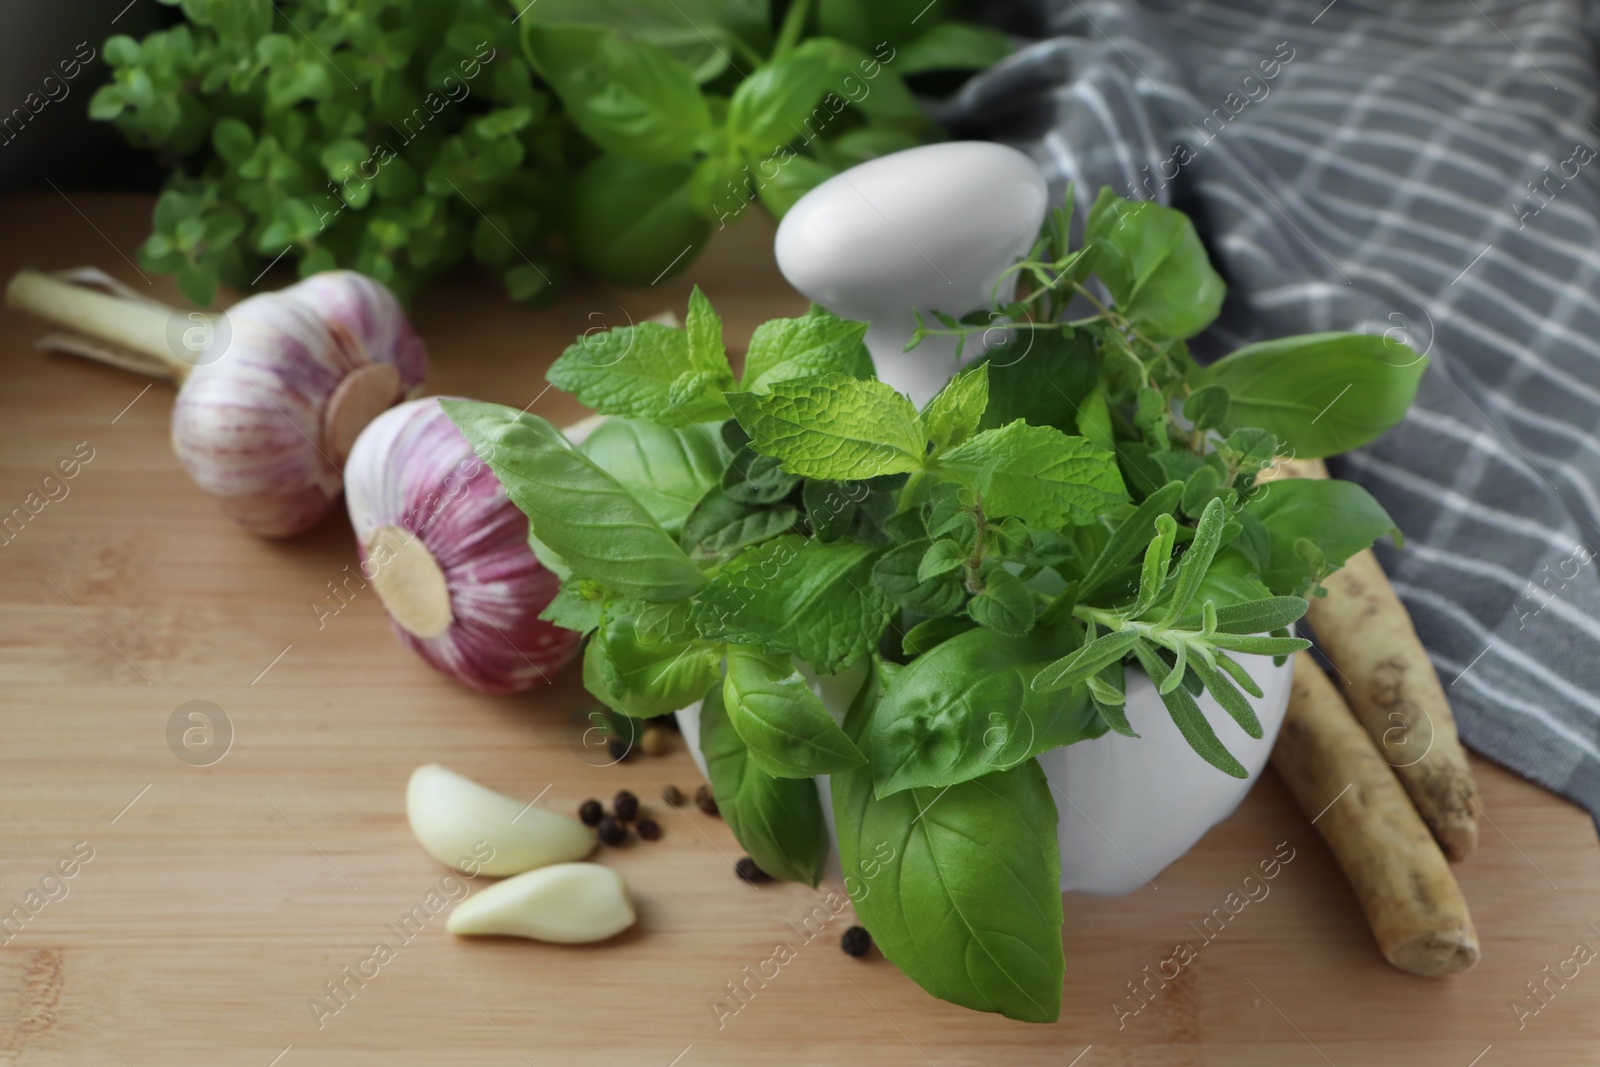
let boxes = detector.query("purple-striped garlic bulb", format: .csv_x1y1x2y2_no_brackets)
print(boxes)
343,397,581,693
5,267,427,536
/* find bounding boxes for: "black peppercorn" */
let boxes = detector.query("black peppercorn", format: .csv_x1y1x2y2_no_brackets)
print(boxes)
659,784,684,807
597,816,628,846
613,790,639,822
735,856,770,884
841,925,872,958
694,784,719,816
607,738,630,762
636,818,662,841
577,799,603,827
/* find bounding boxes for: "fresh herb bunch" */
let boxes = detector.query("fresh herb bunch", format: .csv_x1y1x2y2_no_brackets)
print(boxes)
89,0,1008,305
445,188,1427,1021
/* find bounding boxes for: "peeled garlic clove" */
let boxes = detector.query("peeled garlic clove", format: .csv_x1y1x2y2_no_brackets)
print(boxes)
344,397,581,693
407,764,593,877
447,863,636,944
5,268,427,538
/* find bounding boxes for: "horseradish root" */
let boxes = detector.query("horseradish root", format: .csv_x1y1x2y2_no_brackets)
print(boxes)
343,398,580,692
6,267,426,536
406,764,593,877
1263,456,1480,860
1273,652,1479,977
447,863,636,943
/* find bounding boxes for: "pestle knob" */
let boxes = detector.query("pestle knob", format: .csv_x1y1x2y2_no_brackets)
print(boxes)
774,141,1049,405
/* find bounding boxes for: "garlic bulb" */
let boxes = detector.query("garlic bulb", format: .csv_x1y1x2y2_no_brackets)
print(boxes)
5,267,426,536
343,397,581,693
447,863,637,943
406,764,593,876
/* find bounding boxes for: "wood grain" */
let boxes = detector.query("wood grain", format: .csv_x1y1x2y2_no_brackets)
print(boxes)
1,193,1597,1066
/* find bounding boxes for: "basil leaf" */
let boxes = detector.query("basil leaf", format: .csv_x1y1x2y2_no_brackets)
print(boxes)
1083,188,1225,341
680,486,799,560
1200,332,1428,458
442,401,706,602
900,614,977,656
692,535,891,673
920,362,988,453
548,314,726,426
936,420,1127,528
702,682,828,886
894,22,1014,74
578,418,726,534
723,647,866,778
728,39,840,158
979,331,1101,432
834,667,1065,1023
727,373,926,479
539,583,603,635
522,24,709,162
870,626,1103,795
518,0,759,84
968,567,1034,636
1244,478,1399,595
569,155,710,286
754,153,836,218
583,610,722,717
740,306,874,392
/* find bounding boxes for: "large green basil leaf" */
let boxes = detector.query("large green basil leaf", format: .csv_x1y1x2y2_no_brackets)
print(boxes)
522,24,709,162
701,681,828,885
723,647,866,777
569,155,710,286
1083,188,1225,341
579,418,727,534
518,0,766,84
739,306,874,392
583,609,722,717
729,39,841,158
935,421,1127,528
869,625,1103,795
442,401,705,601
978,330,1102,433
833,665,1065,1023
726,373,925,480
1244,477,1400,595
691,535,890,673
1200,332,1427,458
894,22,1014,74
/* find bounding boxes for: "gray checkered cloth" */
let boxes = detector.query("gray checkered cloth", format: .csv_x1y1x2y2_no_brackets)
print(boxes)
933,0,1600,821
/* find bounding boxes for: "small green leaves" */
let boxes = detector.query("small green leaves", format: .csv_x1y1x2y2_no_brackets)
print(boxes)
1200,333,1428,458
1083,188,1226,341
968,568,1034,635
739,307,874,392
723,647,866,778
727,374,925,480
920,363,988,453
935,421,1126,528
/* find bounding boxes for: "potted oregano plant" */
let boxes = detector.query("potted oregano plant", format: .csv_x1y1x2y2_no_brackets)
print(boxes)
445,188,1425,1022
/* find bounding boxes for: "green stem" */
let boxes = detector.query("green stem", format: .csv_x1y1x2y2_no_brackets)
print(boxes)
772,0,812,58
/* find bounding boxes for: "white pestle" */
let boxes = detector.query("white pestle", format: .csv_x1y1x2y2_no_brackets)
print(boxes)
774,141,1050,406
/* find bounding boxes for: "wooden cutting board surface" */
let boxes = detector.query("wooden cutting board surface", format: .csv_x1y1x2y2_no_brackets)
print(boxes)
2,193,1597,1067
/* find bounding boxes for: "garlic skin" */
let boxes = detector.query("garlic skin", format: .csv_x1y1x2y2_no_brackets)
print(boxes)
447,863,636,943
172,271,427,536
5,267,427,538
407,764,593,877
344,398,581,693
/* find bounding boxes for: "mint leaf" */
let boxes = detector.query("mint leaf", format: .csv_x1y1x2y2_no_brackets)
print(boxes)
547,322,712,425
936,420,1126,528
740,307,873,393
701,683,827,886
693,535,890,673
684,285,726,373
921,363,988,453
578,417,727,535
834,668,1066,1023
442,401,706,602
727,373,925,480
723,647,866,778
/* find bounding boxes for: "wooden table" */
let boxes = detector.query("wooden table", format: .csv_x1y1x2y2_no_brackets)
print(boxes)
2,193,1597,1066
